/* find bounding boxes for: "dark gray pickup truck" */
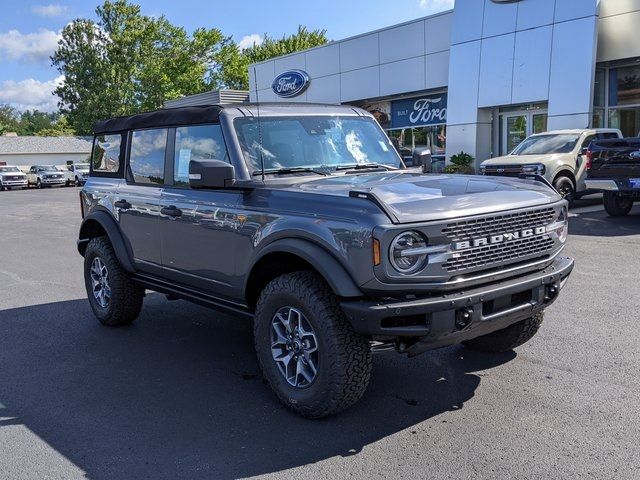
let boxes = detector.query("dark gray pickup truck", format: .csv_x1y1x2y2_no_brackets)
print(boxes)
585,137,640,216
77,103,574,417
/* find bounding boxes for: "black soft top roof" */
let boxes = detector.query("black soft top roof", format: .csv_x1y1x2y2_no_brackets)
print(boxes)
93,105,223,134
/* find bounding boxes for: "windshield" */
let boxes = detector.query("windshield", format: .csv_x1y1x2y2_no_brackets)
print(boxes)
511,134,581,155
38,166,58,171
0,166,20,173
75,163,90,170
234,116,402,174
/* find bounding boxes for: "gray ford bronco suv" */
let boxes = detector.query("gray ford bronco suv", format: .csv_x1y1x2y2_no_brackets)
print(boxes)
77,103,574,418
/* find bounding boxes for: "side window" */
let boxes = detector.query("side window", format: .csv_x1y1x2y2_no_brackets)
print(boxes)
580,134,595,150
600,132,620,140
129,128,168,185
173,124,228,187
92,134,122,174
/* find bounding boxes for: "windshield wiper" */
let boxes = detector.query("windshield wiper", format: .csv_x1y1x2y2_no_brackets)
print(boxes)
253,167,329,176
335,163,396,171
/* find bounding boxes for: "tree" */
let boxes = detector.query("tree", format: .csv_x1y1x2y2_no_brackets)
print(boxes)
214,26,329,90
0,104,21,135
17,110,57,136
51,0,228,134
36,116,76,136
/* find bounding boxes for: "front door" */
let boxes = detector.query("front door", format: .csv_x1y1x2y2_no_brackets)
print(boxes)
501,111,548,155
158,123,242,299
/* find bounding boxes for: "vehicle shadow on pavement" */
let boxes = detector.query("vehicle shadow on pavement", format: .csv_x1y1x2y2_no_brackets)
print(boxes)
569,207,640,237
0,294,515,479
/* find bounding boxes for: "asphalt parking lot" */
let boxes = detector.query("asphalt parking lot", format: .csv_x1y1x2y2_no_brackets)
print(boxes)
0,187,639,480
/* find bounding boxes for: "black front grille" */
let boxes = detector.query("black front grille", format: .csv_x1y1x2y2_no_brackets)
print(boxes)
484,165,523,177
443,236,555,273
442,207,556,243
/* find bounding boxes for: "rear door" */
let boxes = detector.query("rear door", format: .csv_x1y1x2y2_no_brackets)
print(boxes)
116,128,168,275
159,124,242,298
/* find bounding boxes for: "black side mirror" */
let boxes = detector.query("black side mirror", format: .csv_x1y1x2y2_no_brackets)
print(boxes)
189,159,235,189
412,148,432,173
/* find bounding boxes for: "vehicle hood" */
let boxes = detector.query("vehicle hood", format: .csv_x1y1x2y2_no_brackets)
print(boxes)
482,153,570,165
0,171,26,178
279,172,561,223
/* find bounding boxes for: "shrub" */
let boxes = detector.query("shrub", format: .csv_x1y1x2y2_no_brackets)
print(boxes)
444,151,475,174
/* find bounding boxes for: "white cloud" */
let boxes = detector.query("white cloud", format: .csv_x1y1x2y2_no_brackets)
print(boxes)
0,29,61,63
0,76,64,112
237,34,263,51
418,0,455,13
31,4,69,17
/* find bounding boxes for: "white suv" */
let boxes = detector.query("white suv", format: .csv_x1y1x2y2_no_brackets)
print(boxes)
480,129,622,204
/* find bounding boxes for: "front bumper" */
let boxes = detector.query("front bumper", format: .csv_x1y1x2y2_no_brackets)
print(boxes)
1,179,28,187
41,178,66,185
341,256,574,355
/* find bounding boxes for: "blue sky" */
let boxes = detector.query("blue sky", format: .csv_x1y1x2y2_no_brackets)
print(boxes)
0,0,454,112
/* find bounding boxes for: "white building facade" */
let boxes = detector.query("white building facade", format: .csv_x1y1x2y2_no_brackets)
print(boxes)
249,0,640,169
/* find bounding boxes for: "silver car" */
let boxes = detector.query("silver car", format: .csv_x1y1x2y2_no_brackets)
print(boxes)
0,165,28,190
26,165,66,188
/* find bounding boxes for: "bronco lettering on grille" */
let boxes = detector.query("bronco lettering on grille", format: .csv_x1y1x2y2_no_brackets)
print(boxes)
453,226,547,250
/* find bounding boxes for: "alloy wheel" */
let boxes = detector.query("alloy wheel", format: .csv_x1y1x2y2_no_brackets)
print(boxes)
270,306,319,388
90,257,111,308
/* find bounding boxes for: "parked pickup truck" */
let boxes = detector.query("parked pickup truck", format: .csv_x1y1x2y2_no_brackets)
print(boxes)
585,136,640,216
78,103,574,418
64,163,90,186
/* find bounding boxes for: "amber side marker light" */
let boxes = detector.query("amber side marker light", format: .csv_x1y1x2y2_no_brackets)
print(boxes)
373,238,381,266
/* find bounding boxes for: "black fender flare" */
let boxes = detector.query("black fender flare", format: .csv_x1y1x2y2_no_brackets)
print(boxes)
77,210,135,273
247,238,364,298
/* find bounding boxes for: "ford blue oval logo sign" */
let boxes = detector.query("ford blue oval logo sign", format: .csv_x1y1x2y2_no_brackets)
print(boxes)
272,70,310,98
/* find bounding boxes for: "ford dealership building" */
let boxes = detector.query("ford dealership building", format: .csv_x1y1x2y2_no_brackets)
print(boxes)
249,0,640,168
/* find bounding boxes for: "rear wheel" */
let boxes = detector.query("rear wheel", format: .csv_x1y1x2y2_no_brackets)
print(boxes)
603,192,633,217
254,271,372,418
553,175,576,206
83,236,144,326
463,313,544,353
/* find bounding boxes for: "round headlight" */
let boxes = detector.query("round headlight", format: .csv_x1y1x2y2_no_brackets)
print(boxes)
389,231,428,274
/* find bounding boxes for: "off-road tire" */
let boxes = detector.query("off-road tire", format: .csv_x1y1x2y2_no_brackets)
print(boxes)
603,192,633,217
463,312,544,353
83,236,144,326
553,175,576,206
254,271,372,418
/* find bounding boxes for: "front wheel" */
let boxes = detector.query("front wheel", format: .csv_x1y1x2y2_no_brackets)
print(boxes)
463,313,544,353
36,179,42,189
83,236,144,326
603,192,633,217
254,271,372,418
553,175,576,206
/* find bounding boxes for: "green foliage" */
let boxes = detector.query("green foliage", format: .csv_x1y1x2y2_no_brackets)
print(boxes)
0,104,21,135
36,116,76,136
51,0,228,134
214,26,329,90
444,152,475,174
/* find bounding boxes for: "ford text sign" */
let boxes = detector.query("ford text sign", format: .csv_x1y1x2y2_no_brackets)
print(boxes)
271,70,311,98
391,93,447,129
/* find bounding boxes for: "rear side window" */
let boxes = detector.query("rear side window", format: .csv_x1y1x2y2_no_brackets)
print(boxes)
92,134,121,173
174,124,228,187
600,132,620,139
129,128,168,185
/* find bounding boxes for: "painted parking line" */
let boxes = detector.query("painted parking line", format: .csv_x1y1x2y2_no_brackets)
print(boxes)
569,204,605,216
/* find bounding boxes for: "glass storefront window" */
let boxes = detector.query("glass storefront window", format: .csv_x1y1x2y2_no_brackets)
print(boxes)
592,108,605,128
609,65,640,107
608,107,640,137
593,68,606,107
387,125,446,168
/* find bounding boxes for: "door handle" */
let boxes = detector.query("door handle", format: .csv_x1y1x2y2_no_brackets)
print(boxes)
161,205,182,217
114,199,131,209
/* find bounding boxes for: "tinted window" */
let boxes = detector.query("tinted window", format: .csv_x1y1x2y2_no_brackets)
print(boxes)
600,132,620,139
129,129,167,185
581,135,595,150
92,135,122,173
511,134,581,155
174,125,228,187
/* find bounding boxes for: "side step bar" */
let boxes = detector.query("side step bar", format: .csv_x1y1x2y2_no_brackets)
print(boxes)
132,273,254,319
